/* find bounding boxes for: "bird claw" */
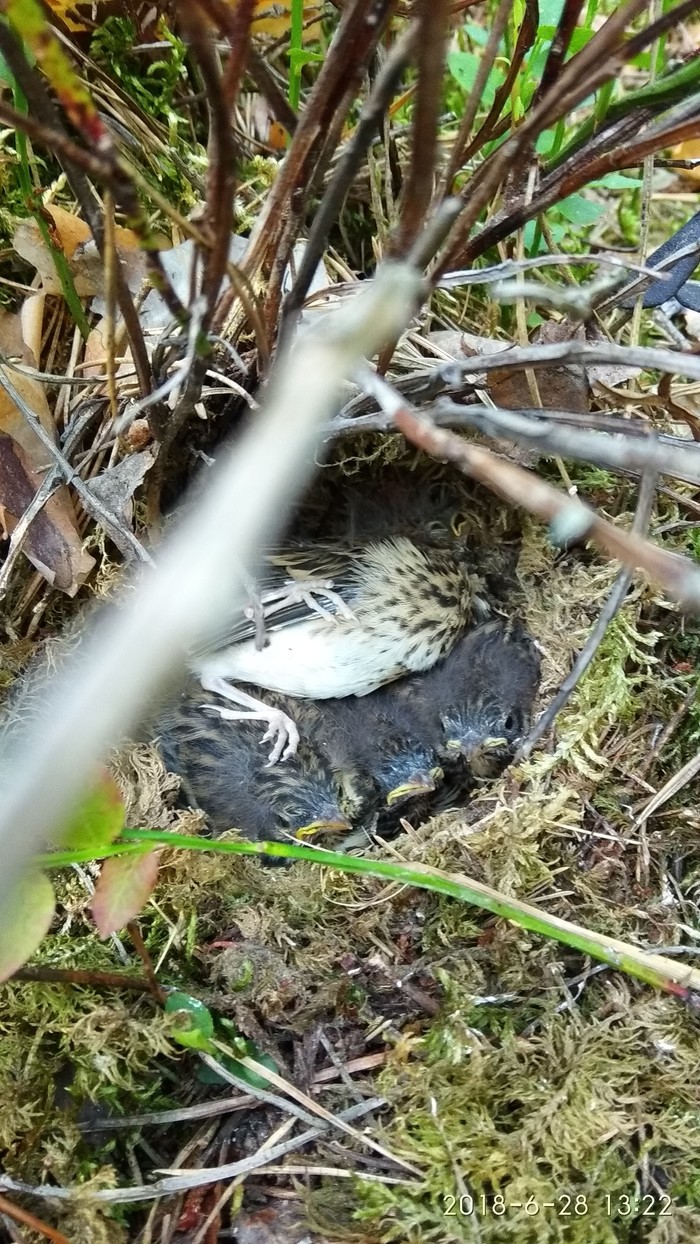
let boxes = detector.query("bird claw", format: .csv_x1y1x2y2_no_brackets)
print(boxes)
260,710,300,765
203,703,300,765
262,578,356,625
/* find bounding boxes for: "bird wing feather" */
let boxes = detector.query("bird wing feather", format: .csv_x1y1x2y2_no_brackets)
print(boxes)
193,544,364,656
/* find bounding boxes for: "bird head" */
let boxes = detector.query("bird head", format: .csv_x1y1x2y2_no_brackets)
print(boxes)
440,696,527,777
378,746,443,807
267,750,352,838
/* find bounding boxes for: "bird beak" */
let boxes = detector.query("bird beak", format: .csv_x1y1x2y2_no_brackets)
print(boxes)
445,735,506,759
386,773,437,806
480,736,507,753
469,737,508,778
294,818,351,839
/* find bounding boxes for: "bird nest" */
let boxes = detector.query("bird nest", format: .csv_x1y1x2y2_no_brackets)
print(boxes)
4,446,693,1240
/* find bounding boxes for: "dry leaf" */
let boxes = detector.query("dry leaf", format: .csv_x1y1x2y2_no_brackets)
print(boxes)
487,321,590,413
13,205,161,298
241,0,322,39
86,448,156,523
0,307,95,592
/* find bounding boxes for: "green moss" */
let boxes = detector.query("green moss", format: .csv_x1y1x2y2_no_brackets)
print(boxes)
350,987,700,1241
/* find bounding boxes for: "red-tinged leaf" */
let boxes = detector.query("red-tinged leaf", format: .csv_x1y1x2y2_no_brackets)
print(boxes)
59,773,125,854
90,851,160,936
0,871,55,983
7,0,107,147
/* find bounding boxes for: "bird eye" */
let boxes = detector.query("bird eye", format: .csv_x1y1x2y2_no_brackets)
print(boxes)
503,713,517,734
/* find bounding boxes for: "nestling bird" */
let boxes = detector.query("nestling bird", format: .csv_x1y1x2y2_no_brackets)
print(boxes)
407,618,542,778
156,686,351,842
190,535,484,763
305,689,444,816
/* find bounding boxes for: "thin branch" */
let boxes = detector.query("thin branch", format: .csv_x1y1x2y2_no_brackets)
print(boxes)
518,469,658,758
432,399,700,487
435,0,655,273
241,0,395,320
0,31,156,402
456,0,539,174
265,0,398,339
0,368,152,565
351,371,700,608
433,339,700,385
441,0,513,191
391,0,450,254
247,44,298,136
281,19,420,330
534,0,586,102
459,92,700,265
0,1097,391,1205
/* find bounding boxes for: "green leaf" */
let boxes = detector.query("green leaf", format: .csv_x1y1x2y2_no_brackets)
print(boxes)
464,22,491,48
538,0,565,25
289,48,324,70
447,51,501,107
535,128,556,156
556,194,604,227
0,49,14,86
591,173,643,190
538,25,593,53
201,1040,279,1090
0,871,55,983
59,773,126,854
165,993,215,1050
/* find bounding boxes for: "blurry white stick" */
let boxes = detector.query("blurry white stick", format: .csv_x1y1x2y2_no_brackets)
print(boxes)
0,261,424,904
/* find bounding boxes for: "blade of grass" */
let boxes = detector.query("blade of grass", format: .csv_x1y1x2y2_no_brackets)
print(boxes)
43,826,700,1003
289,0,304,111
2,54,90,339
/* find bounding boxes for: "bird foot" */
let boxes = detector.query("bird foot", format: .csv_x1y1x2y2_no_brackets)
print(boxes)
262,578,356,624
199,676,300,764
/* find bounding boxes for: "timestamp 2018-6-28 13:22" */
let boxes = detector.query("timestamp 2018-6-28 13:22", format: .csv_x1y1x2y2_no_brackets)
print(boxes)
442,1192,674,1219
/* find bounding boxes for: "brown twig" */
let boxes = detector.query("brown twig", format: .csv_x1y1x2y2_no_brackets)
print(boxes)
281,19,421,334
0,1194,70,1244
374,390,700,609
0,24,158,402
441,0,514,192
464,99,700,263
534,0,587,102
391,0,450,255
240,0,396,338
127,920,166,1004
181,1,253,321
11,965,152,992
435,0,653,273
518,469,658,758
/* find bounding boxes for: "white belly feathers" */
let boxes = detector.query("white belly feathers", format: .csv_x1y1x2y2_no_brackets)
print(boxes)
194,614,436,698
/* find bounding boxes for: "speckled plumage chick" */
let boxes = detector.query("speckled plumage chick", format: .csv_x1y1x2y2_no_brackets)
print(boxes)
156,688,351,842
409,618,542,778
190,536,482,761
